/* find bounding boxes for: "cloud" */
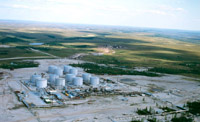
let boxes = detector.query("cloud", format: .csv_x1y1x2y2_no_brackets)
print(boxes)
175,8,185,12
158,5,186,13
132,9,175,17
12,4,30,9
10,4,42,10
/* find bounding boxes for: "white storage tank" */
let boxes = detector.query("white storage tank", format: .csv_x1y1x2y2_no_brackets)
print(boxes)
82,73,91,83
90,77,99,87
30,74,41,83
49,74,59,85
63,65,72,73
65,74,75,82
55,78,65,86
36,78,47,88
73,77,83,86
69,68,78,75
48,65,57,74
54,68,63,76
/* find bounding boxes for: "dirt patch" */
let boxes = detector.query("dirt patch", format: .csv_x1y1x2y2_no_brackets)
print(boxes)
120,78,134,82
147,84,165,93
120,78,138,86
9,104,25,110
96,47,115,54
0,72,4,80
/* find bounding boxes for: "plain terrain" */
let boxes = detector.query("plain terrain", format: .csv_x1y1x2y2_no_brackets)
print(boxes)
0,20,200,78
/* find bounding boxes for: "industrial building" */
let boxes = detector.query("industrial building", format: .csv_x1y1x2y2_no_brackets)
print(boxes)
26,64,103,106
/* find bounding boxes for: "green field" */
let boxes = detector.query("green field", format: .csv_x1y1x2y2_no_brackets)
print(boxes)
0,60,39,69
0,21,199,77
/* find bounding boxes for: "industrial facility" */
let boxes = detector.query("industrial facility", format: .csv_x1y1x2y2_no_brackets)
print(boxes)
1,59,200,122
17,64,116,107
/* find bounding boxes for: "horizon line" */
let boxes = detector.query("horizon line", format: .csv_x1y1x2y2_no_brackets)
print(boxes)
0,19,200,32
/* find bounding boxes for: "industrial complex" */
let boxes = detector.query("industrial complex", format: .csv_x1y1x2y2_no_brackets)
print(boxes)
0,59,200,122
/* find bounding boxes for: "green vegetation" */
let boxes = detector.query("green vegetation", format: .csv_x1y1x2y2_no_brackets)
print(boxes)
171,115,193,122
136,107,153,115
187,101,200,115
31,47,92,57
0,23,200,77
147,118,158,122
82,50,200,77
0,61,39,69
0,47,45,58
159,106,176,112
70,63,159,76
131,120,142,122
82,55,135,68
0,37,27,44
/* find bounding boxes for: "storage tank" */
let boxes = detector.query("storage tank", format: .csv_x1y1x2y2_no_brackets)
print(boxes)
49,74,59,85
36,78,47,88
82,73,91,83
55,78,65,86
69,68,78,75
48,65,57,73
90,77,99,87
73,77,83,86
30,74,41,83
65,74,75,82
54,68,63,76
63,65,72,73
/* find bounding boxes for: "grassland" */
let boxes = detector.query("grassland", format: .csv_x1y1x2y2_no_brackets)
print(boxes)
0,60,39,69
70,63,159,76
0,47,46,58
0,21,199,77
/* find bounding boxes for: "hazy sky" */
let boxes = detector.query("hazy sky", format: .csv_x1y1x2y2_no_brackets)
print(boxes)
0,0,200,30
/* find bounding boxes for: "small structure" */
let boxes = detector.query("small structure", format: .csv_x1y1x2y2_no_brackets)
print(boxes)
69,68,78,76
90,77,100,87
49,74,59,85
73,77,83,86
30,74,41,83
54,68,63,76
55,78,65,86
82,73,91,83
36,78,47,88
65,74,75,82
63,65,72,73
48,65,57,74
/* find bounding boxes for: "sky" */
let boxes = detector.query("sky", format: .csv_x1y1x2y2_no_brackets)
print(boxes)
0,0,200,30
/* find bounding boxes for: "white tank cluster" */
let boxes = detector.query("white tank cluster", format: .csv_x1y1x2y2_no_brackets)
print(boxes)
64,65,72,73
73,77,83,86
82,73,91,83
69,68,78,75
36,78,47,88
48,65,57,74
55,78,65,86
65,74,75,82
90,77,100,87
49,74,59,85
29,64,102,89
54,68,63,76
30,74,41,83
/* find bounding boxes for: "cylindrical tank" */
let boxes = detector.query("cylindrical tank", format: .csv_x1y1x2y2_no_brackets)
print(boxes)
48,65,57,73
30,74,41,83
90,77,99,87
55,78,65,86
49,74,59,85
65,74,75,82
69,68,78,75
63,65,72,73
82,73,91,83
36,78,47,88
54,68,63,76
73,77,83,86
